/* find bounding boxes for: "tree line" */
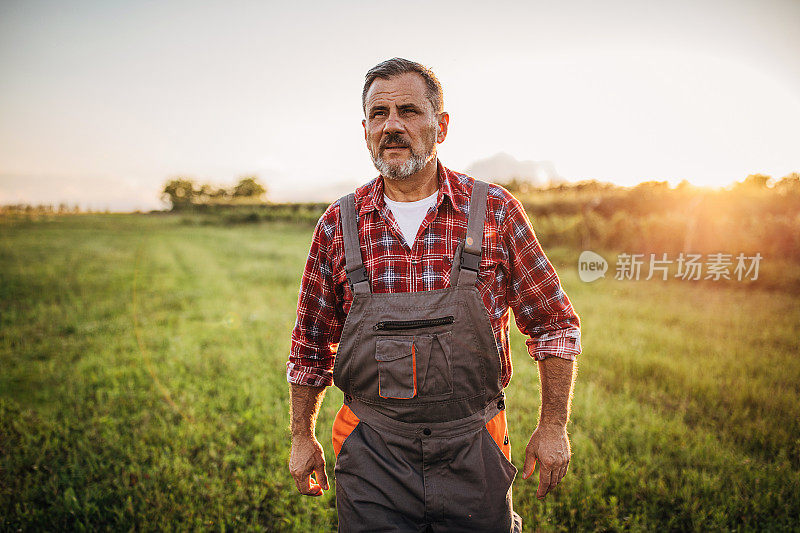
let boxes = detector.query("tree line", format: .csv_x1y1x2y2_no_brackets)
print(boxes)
161,176,268,210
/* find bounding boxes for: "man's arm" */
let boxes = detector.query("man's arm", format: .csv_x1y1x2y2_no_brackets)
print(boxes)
286,204,345,496
494,189,581,498
288,383,329,496
521,357,576,499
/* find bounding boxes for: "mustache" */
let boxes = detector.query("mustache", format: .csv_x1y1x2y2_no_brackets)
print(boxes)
380,133,411,149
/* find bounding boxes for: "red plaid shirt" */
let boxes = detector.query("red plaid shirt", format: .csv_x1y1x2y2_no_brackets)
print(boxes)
287,161,581,388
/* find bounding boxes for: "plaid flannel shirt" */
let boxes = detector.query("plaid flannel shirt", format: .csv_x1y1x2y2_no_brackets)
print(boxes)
287,161,581,388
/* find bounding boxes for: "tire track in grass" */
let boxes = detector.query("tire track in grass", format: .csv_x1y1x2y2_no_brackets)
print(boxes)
132,242,194,423
129,227,256,424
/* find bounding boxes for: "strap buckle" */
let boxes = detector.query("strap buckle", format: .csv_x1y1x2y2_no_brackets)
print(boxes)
346,266,369,289
460,251,481,273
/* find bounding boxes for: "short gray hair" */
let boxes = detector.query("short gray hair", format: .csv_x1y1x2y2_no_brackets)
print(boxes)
362,58,444,115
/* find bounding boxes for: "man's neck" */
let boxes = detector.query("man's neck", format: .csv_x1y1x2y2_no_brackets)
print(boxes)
383,158,439,202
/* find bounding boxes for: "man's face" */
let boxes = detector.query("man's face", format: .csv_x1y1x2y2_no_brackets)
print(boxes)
363,72,448,181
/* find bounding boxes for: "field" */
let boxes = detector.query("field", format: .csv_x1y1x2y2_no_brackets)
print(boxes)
1,214,799,531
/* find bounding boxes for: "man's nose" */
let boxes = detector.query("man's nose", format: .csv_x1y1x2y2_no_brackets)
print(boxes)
383,111,404,134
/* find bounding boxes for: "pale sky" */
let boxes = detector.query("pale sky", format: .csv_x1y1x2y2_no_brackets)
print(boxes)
1,0,799,210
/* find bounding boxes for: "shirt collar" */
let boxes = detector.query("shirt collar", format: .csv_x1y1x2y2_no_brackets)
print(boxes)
357,159,464,216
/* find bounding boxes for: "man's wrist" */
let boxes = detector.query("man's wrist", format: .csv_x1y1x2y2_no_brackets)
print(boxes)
289,383,326,440
536,356,574,429
537,417,568,428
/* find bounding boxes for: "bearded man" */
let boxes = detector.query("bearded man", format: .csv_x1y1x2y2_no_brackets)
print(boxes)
287,57,581,532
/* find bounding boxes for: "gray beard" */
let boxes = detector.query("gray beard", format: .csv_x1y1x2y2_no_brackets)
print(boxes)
370,129,437,181
371,149,431,181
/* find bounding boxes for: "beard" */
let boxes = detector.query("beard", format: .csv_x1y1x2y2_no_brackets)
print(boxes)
369,123,437,182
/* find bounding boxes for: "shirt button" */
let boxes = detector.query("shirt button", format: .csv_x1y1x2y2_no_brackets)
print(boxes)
497,399,505,410
422,428,432,436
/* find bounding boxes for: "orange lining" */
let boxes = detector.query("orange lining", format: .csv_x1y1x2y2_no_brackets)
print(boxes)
334,404,510,462
332,404,360,457
412,342,417,394
485,409,511,462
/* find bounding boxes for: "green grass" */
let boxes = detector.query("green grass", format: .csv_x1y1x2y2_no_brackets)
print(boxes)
1,214,798,531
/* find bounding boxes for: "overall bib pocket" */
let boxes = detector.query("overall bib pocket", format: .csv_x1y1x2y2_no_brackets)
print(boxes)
375,338,423,399
374,330,455,399
418,331,453,396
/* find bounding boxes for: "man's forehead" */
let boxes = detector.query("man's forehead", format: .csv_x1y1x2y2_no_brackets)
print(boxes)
365,73,429,108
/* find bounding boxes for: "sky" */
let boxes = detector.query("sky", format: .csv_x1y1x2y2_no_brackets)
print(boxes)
1,0,799,211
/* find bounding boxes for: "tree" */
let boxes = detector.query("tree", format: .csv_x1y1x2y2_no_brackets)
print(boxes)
775,173,800,195
161,178,198,210
735,174,771,190
232,176,267,200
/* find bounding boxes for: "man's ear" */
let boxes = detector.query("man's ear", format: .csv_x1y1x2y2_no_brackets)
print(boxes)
437,112,450,144
362,118,367,141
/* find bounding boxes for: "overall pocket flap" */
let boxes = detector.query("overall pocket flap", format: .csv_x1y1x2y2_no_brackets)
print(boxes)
375,338,415,362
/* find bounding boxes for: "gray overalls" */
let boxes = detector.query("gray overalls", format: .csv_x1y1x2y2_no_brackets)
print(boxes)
333,180,523,532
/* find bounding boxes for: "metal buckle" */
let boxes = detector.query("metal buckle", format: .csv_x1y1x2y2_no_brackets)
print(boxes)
460,251,481,272
346,266,369,289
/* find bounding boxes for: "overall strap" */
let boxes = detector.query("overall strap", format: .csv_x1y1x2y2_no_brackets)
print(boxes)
339,193,370,294
457,180,489,287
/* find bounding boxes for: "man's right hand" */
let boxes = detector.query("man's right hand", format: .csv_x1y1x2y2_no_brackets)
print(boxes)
289,435,329,496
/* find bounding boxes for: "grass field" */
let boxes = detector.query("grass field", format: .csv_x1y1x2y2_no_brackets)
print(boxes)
1,214,799,531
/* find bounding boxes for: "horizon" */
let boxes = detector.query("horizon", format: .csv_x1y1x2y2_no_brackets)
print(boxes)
5,165,795,215
1,0,799,211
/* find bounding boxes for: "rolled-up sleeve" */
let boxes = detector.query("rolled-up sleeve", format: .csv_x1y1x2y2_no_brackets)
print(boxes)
501,192,582,361
286,203,345,387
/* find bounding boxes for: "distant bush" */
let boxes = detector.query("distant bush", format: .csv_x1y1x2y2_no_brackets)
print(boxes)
176,203,328,226
0,203,84,216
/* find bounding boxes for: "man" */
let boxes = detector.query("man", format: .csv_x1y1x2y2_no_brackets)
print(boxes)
288,58,581,532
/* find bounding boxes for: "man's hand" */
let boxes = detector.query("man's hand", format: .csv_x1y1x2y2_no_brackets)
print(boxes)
289,383,328,496
523,356,576,499
289,434,329,496
522,423,571,499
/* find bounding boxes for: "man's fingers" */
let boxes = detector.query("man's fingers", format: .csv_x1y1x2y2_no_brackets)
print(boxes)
308,479,323,496
292,471,311,495
522,453,537,480
536,466,553,499
291,463,325,496
553,464,567,487
295,475,323,497
315,461,329,491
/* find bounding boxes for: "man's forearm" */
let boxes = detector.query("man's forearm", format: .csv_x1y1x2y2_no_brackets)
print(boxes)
537,357,576,426
290,383,327,437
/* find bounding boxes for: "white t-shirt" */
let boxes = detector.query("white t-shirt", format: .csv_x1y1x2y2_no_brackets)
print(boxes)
383,189,438,248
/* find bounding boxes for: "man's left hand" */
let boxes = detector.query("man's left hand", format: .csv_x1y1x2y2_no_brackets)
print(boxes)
522,423,571,499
